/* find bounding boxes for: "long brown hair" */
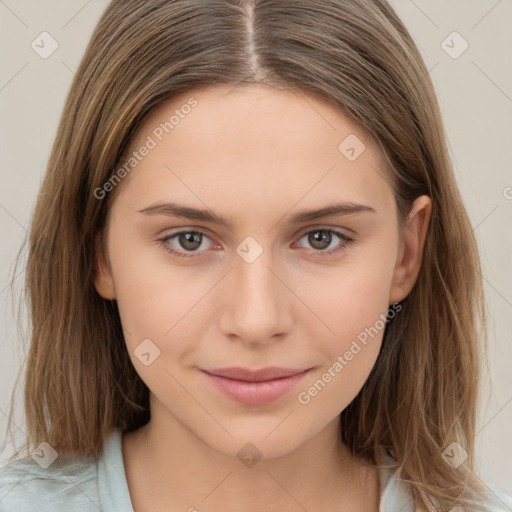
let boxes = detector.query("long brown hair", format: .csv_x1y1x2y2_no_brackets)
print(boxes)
4,0,491,509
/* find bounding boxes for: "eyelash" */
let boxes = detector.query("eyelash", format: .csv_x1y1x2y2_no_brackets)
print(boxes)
157,228,354,259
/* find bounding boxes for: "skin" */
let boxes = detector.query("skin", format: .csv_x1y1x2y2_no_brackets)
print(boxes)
94,84,431,512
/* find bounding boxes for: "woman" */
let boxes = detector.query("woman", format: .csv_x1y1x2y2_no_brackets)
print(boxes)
1,1,510,510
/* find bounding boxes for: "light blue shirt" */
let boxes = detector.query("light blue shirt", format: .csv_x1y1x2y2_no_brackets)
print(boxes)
1,430,511,511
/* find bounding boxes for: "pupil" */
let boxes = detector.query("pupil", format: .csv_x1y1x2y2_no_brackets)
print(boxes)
180,232,201,250
309,230,331,250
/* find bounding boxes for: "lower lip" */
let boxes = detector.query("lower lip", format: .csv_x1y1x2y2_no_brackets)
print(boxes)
202,370,311,406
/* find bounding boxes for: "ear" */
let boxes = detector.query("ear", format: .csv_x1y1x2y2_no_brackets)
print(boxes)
389,195,432,304
93,231,116,300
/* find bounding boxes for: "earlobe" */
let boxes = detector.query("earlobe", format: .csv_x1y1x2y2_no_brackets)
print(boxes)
389,195,432,304
93,232,116,300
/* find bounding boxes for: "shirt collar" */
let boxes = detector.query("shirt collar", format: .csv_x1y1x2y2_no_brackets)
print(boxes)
378,450,416,512
97,429,135,512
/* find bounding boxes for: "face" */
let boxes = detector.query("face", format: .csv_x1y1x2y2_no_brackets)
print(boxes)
94,84,430,460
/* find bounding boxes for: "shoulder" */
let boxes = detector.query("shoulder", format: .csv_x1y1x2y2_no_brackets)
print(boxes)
484,485,512,512
382,472,512,512
0,450,100,511
378,450,512,512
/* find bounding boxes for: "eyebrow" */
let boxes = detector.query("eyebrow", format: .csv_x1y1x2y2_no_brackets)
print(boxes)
137,201,376,228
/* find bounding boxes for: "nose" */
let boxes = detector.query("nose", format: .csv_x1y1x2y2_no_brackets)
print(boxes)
217,244,293,346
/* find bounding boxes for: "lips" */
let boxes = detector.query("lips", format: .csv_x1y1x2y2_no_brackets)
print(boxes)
201,366,311,405
202,366,309,382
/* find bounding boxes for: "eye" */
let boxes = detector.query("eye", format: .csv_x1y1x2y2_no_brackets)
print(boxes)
293,228,354,257
158,230,217,258
158,228,354,259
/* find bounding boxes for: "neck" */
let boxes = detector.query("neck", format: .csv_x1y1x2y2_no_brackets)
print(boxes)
122,400,380,512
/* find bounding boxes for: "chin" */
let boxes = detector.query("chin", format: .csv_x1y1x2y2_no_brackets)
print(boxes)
202,423,308,463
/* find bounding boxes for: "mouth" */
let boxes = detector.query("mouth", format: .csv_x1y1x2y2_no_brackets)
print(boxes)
200,367,312,406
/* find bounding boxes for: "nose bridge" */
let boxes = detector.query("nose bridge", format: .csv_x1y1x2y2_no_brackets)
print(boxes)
218,239,291,344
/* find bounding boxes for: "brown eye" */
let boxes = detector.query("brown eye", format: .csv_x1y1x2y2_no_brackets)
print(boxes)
177,232,203,251
159,230,215,258
295,228,354,257
307,230,333,250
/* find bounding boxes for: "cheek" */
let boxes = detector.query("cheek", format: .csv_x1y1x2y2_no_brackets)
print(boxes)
293,244,397,404
106,231,201,347
297,244,396,343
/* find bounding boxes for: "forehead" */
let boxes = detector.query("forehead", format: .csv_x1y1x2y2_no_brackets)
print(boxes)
115,84,395,220
130,84,381,158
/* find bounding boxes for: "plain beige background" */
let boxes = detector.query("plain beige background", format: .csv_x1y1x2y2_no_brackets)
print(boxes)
1,0,511,495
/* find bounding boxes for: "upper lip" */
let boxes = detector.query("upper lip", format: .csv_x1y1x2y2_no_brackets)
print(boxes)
202,367,310,382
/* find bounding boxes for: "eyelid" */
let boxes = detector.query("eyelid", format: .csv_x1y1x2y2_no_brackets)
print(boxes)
158,228,219,258
294,224,353,239
291,226,354,257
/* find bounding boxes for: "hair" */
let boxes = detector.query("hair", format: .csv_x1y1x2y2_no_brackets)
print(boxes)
4,0,492,510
